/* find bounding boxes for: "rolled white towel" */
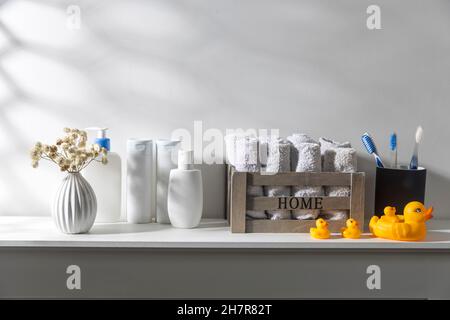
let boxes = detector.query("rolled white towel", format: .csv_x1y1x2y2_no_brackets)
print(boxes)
225,133,261,171
287,136,323,220
323,147,357,197
319,138,357,221
263,138,291,220
234,135,259,172
287,134,318,170
290,133,317,144
323,148,357,175
319,137,351,154
226,134,266,219
246,185,266,219
319,210,349,221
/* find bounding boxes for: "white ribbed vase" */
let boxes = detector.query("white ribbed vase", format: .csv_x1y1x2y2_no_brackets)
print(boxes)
52,172,97,234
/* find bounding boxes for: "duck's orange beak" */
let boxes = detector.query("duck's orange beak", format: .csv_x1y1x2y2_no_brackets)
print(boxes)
424,207,434,221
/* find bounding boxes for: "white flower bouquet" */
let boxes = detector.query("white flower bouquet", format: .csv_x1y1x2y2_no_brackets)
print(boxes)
30,127,108,172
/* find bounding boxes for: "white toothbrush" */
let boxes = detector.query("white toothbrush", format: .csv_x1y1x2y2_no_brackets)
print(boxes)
409,126,423,170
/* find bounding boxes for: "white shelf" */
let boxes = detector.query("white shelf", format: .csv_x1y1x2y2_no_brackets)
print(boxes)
1,216,450,249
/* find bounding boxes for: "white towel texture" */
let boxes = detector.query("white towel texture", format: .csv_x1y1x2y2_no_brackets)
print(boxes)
320,137,357,221
263,138,291,220
288,134,323,220
319,137,352,154
225,134,266,219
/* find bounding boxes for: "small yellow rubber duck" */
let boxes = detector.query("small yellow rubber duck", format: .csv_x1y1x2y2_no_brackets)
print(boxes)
369,201,433,241
341,218,361,239
379,206,401,223
310,218,330,239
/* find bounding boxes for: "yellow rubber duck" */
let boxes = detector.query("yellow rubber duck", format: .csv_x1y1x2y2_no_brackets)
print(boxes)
341,218,361,239
379,206,402,223
310,218,331,239
369,201,433,241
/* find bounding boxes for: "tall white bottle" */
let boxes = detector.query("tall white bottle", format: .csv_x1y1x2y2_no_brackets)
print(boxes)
126,139,153,224
83,127,122,223
156,140,180,224
167,150,203,228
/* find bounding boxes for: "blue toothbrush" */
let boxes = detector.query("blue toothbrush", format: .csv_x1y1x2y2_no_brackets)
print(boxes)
390,132,397,168
361,133,385,168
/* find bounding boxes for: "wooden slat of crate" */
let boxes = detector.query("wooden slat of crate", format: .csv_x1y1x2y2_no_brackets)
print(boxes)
248,196,350,211
230,171,247,233
248,172,351,186
246,220,345,233
349,173,365,224
229,170,365,233
226,165,233,223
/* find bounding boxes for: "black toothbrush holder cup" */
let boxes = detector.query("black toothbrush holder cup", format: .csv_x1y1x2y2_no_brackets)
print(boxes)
374,167,427,217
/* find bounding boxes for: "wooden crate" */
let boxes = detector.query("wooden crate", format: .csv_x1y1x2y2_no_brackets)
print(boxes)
228,167,365,233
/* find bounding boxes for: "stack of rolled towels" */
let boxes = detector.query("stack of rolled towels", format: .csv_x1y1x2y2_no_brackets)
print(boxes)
225,133,357,221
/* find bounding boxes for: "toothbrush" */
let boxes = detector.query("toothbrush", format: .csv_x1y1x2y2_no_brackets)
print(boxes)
361,133,385,168
409,126,423,170
389,132,397,168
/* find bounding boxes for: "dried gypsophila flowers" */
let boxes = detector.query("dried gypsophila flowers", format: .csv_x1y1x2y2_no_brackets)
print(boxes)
30,128,108,172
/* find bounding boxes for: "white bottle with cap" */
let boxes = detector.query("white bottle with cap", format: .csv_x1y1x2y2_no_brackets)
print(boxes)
126,139,153,224
156,140,180,224
83,127,122,223
167,150,203,228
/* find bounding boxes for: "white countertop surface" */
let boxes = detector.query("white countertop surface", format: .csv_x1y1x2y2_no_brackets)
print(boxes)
1,216,450,249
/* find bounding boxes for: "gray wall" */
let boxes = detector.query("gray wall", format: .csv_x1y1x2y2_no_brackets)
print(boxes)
0,0,448,220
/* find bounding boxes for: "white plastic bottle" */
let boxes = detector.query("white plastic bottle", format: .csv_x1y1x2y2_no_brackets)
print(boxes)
156,140,180,224
83,127,122,223
167,150,203,228
126,139,153,224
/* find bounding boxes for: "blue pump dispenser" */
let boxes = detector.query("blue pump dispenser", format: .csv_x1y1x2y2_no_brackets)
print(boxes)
86,127,111,151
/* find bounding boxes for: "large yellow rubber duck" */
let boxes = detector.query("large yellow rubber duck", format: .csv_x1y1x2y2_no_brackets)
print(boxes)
369,201,433,241
310,218,331,239
341,218,361,239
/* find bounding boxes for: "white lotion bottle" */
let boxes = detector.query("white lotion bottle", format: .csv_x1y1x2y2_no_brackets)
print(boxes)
83,127,122,223
126,139,153,224
156,140,180,224
168,150,203,228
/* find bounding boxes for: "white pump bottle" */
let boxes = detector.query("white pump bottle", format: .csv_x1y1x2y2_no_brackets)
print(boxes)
83,127,122,223
167,150,203,228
